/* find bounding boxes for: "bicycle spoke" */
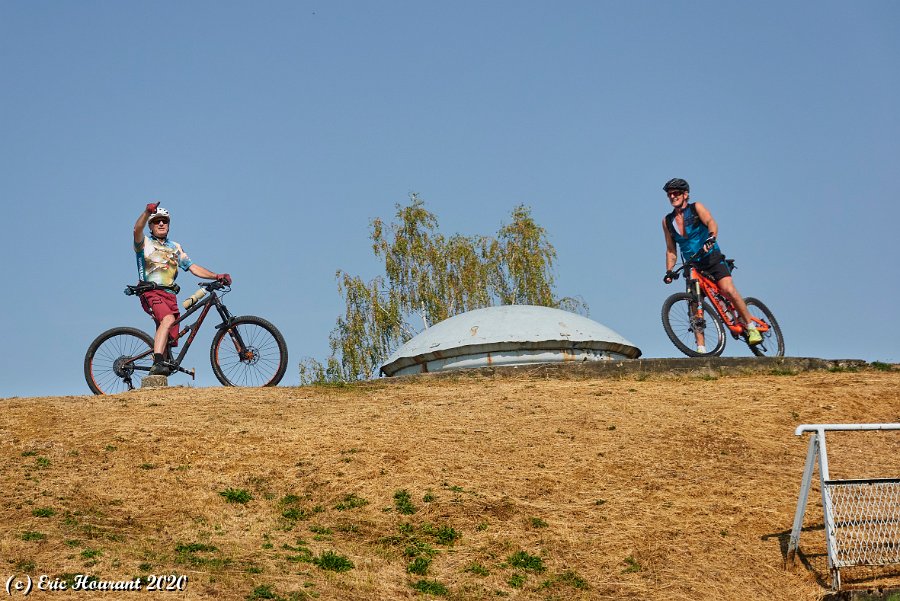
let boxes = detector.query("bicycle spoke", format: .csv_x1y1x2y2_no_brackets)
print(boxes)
212,318,286,387
85,329,154,395
745,297,785,357
662,294,726,357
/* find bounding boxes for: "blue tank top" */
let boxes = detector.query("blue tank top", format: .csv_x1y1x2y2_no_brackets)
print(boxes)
665,203,720,262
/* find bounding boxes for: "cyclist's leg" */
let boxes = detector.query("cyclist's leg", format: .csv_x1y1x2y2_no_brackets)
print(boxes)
715,274,762,345
140,291,181,369
716,276,752,327
688,299,706,349
153,315,176,355
702,256,753,327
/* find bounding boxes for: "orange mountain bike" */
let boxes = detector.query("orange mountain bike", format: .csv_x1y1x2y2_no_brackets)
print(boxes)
661,248,784,358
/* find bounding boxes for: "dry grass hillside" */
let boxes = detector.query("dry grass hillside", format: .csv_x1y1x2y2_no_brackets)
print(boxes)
2,367,899,600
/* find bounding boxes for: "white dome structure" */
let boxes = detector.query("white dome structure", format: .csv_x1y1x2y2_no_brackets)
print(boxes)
380,305,641,377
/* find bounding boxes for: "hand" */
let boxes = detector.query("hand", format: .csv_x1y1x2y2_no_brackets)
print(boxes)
702,235,717,253
145,202,160,214
664,270,678,284
216,273,232,286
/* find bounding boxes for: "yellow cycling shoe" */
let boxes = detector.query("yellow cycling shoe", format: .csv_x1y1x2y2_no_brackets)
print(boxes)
747,328,763,346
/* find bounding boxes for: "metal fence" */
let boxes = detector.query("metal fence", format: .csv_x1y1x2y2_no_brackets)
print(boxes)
787,424,900,590
826,478,900,568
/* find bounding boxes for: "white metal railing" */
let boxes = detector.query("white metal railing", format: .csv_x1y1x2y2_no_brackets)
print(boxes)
787,424,900,590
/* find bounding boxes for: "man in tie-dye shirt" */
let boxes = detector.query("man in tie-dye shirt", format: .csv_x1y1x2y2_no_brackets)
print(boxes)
134,203,231,375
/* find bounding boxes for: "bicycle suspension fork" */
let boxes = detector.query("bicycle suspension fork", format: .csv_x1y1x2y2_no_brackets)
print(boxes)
685,271,708,345
212,298,250,360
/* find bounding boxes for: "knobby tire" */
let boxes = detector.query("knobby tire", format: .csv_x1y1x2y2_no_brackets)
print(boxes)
210,316,288,387
661,292,727,358
84,327,154,395
745,297,785,357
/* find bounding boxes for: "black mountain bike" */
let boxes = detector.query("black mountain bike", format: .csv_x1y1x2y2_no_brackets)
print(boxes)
84,280,288,394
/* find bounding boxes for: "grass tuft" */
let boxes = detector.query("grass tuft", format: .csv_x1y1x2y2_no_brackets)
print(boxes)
220,488,253,504
247,584,279,600
465,562,490,576
312,550,354,572
622,555,641,573
422,523,460,545
529,517,548,528
410,579,448,595
556,570,588,589
334,493,369,511
407,556,431,575
394,489,417,515
508,550,545,573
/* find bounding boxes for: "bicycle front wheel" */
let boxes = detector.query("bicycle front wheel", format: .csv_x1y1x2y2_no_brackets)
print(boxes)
210,316,288,387
745,297,785,357
84,327,154,395
662,293,727,358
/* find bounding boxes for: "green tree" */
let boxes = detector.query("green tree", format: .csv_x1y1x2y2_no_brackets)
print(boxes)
299,194,584,383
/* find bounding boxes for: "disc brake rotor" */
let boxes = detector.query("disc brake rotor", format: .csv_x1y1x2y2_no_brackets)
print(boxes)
240,347,260,365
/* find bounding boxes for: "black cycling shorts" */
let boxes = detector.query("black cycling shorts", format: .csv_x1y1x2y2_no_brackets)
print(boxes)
693,251,732,282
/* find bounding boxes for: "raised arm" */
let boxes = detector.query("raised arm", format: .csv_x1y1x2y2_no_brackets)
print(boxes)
133,202,159,245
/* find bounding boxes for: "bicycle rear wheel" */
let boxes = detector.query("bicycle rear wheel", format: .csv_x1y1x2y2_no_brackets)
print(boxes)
84,327,154,395
210,316,288,387
745,297,785,357
661,292,727,358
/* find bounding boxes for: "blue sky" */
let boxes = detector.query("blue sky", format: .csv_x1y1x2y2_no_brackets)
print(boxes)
2,1,898,398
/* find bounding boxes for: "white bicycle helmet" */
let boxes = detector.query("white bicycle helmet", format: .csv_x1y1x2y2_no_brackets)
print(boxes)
148,207,170,222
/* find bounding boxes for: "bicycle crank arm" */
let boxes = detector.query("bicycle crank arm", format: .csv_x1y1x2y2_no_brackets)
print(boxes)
171,365,196,380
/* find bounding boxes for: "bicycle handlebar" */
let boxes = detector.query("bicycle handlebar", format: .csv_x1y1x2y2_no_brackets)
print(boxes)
202,279,229,292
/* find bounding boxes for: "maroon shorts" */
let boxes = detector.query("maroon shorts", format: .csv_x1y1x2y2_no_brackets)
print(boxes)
140,290,181,347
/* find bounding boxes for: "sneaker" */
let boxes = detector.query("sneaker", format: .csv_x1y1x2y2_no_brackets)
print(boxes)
149,362,171,376
746,328,762,346
696,345,706,354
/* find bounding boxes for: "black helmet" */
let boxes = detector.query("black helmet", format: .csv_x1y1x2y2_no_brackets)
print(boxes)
663,178,689,193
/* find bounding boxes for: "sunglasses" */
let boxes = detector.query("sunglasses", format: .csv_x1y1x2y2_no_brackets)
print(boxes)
666,190,685,198
150,219,170,225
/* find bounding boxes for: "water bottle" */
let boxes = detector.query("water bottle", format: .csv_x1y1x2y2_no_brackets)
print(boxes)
182,287,207,309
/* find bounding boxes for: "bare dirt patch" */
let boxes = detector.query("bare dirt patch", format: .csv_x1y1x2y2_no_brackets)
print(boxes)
2,369,899,600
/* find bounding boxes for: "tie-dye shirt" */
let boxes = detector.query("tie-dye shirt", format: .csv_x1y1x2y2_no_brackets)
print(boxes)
134,235,193,289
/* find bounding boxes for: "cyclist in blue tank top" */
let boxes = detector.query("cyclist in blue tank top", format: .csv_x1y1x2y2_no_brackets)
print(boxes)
661,178,761,349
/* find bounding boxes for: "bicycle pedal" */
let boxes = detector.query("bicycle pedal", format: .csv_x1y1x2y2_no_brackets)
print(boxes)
188,368,195,380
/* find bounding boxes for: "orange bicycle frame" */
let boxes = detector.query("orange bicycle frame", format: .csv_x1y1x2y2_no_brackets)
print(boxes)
686,266,770,336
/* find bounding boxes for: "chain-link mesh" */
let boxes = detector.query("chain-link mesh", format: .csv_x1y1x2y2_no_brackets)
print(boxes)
824,478,900,568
